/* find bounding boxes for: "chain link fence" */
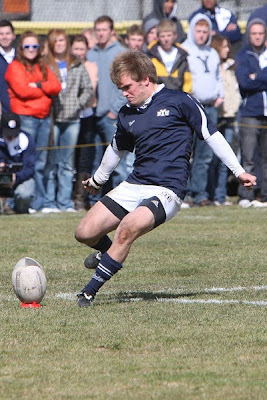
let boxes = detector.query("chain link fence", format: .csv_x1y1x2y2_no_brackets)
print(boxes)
1,0,266,23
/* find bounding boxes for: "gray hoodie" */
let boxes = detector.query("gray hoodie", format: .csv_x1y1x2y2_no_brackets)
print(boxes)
87,40,126,117
182,13,224,104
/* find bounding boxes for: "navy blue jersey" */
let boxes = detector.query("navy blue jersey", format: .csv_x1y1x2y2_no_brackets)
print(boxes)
114,87,217,199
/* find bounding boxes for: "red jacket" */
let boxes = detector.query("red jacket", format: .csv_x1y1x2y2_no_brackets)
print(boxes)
5,60,61,118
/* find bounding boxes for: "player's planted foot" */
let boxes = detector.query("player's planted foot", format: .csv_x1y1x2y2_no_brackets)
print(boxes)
77,292,94,307
84,251,102,269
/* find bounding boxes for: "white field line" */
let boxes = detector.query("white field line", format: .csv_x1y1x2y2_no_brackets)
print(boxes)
203,285,267,293
2,285,267,306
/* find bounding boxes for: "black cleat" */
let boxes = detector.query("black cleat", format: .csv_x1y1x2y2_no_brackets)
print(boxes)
84,251,102,269
77,292,94,308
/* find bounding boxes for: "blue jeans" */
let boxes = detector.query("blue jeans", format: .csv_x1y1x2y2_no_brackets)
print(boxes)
6,178,35,213
88,115,128,204
208,118,234,203
238,116,267,201
188,105,218,203
76,116,96,174
19,115,51,210
44,120,80,210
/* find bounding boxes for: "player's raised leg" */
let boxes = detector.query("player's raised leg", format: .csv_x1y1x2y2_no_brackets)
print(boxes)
75,201,120,268
77,205,155,307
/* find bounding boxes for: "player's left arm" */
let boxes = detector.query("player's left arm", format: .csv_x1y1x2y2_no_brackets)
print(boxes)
206,131,256,188
182,94,256,188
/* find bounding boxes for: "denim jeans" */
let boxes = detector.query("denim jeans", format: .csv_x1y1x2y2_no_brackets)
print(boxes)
6,178,35,213
238,117,267,201
76,116,96,174
44,120,80,210
19,115,51,210
208,118,234,203
188,105,218,203
88,115,128,204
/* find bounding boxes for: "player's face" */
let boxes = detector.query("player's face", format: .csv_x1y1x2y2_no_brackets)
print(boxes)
249,24,266,48
118,75,150,106
22,36,40,61
194,25,210,45
94,22,114,47
158,31,177,51
71,41,87,61
0,26,15,51
126,35,144,51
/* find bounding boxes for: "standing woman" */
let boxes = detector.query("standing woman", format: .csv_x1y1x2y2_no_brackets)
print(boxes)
71,34,98,210
43,29,93,213
209,34,241,206
5,31,61,211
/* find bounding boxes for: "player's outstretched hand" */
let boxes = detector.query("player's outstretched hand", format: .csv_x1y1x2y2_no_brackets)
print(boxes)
82,177,101,195
238,172,257,190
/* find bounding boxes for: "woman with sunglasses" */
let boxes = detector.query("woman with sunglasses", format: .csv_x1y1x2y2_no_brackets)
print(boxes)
5,31,61,212
42,29,93,213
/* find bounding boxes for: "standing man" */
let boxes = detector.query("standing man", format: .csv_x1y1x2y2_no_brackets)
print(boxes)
125,24,145,52
182,14,224,206
146,18,192,92
86,15,127,202
74,50,256,307
143,0,186,44
0,20,16,114
189,1,242,52
235,18,267,207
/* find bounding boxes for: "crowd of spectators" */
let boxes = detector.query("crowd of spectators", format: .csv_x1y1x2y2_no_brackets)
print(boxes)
0,0,267,214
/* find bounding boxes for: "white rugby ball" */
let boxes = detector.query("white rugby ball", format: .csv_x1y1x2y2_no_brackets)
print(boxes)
12,257,47,304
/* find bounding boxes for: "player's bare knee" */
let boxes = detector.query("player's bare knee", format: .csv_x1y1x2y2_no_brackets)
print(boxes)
116,222,136,246
74,225,95,245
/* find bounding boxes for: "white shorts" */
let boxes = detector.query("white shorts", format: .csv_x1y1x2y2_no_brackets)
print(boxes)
101,181,182,227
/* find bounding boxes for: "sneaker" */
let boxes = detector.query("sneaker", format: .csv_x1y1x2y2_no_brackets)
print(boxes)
214,200,233,207
28,208,37,214
223,200,233,206
41,207,62,213
77,292,94,308
238,199,252,208
84,251,102,269
251,200,267,208
181,202,191,209
65,207,77,213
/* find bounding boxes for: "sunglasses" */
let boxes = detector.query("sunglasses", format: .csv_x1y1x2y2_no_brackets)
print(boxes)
22,44,40,50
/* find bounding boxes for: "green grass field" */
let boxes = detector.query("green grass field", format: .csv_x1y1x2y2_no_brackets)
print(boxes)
0,206,266,400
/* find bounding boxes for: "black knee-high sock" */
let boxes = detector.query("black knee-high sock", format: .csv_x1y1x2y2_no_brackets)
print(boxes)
82,252,122,297
93,235,112,253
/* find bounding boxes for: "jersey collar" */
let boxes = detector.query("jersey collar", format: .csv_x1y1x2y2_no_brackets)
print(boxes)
127,83,165,111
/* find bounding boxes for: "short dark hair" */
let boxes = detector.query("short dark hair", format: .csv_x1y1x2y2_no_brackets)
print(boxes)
71,34,88,48
126,24,145,39
0,20,15,33
94,15,114,30
110,50,158,86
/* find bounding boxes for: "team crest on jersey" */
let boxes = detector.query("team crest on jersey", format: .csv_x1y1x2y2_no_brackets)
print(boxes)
157,109,170,117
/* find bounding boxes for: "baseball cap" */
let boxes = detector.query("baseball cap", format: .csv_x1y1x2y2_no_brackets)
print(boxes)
1,112,21,138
